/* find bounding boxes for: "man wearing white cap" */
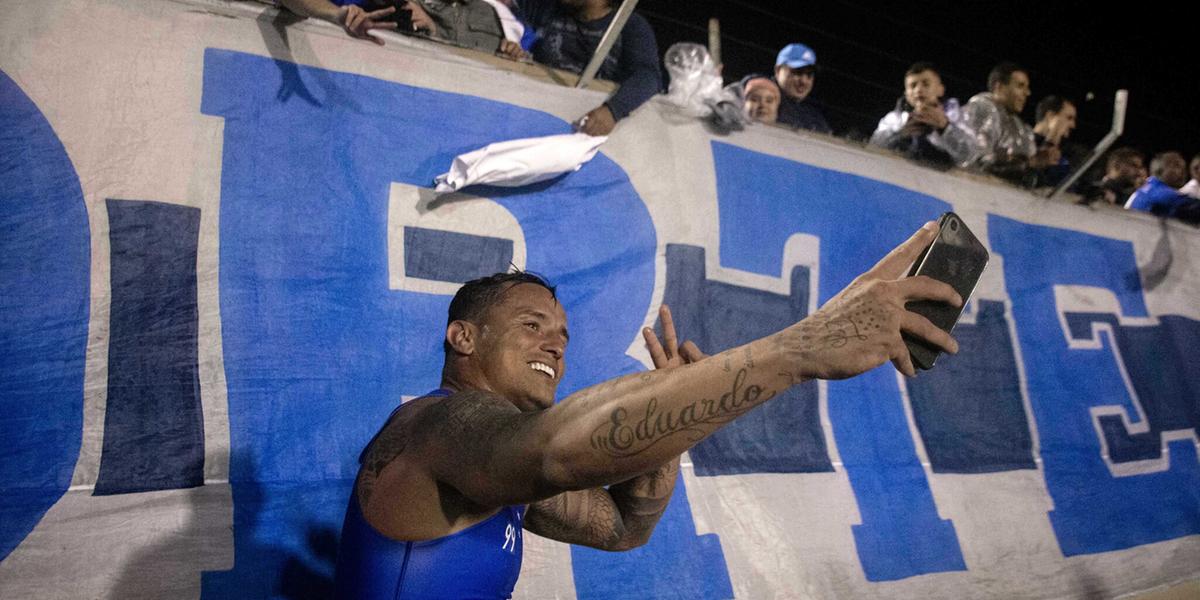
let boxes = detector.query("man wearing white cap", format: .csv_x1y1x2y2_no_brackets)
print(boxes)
773,43,832,134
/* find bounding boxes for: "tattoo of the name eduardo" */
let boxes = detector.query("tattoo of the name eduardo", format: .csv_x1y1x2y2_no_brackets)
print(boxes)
590,368,775,458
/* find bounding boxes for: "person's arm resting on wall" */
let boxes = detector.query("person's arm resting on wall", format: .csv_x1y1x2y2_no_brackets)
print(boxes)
278,0,397,45
579,14,661,136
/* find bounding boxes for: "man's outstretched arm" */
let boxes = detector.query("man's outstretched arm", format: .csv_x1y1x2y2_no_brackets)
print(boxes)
416,222,961,508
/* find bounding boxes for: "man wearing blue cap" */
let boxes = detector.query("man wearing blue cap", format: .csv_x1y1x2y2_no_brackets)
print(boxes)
773,43,832,134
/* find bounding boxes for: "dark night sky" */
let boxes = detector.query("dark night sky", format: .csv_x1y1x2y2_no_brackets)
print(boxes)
637,0,1199,160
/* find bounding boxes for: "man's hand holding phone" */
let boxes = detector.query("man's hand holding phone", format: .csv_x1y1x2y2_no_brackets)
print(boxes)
785,222,963,379
901,212,989,370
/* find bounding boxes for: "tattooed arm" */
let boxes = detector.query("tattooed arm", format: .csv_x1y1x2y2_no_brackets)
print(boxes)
525,460,679,550
415,222,961,510
524,307,694,549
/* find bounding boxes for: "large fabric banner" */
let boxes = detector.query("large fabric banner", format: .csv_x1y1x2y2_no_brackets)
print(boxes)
2,1,1198,598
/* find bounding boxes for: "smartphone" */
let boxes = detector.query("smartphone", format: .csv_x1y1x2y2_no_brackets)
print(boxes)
903,212,989,370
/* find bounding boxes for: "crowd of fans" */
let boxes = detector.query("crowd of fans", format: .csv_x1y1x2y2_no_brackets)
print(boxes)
276,0,1200,225
278,0,659,136
726,46,1199,224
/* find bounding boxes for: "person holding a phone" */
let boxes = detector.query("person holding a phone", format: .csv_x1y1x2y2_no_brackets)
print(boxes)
870,62,979,168
334,222,962,599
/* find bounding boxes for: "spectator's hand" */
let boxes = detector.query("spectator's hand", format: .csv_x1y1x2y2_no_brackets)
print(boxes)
788,222,961,379
1030,145,1062,169
337,5,397,45
643,304,705,370
910,103,949,131
576,105,616,136
402,0,437,35
899,119,931,137
497,40,529,61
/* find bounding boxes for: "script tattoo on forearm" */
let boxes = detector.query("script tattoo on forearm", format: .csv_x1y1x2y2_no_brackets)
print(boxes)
589,368,776,458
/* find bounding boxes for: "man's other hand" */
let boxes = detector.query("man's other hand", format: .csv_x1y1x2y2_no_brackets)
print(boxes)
577,105,616,137
497,40,530,61
909,103,949,131
1030,145,1062,169
788,222,961,379
337,5,397,45
402,0,437,35
643,304,705,370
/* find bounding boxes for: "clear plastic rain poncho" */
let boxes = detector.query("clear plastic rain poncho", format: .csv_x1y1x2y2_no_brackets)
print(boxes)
662,42,746,132
961,92,1036,169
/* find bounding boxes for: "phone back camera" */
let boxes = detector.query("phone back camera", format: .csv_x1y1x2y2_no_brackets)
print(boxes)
950,220,959,231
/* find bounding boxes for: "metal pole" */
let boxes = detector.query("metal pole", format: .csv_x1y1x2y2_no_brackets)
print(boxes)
708,18,721,67
575,0,642,89
1048,89,1128,200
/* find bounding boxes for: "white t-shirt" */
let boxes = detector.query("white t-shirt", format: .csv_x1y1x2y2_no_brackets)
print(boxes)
1180,178,1200,199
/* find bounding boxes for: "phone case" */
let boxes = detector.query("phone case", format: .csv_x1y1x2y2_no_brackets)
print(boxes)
903,212,990,370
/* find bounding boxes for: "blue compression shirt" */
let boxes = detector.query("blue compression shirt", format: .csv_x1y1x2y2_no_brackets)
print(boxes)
334,389,526,599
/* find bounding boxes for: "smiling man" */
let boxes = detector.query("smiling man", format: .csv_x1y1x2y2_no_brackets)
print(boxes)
962,62,1058,183
772,43,832,134
334,223,962,599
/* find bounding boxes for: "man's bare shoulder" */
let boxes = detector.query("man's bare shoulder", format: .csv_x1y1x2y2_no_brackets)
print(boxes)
356,389,521,506
355,389,528,539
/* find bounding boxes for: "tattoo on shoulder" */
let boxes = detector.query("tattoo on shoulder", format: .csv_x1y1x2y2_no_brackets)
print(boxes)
357,390,519,506
357,411,412,507
588,368,775,459
427,390,523,442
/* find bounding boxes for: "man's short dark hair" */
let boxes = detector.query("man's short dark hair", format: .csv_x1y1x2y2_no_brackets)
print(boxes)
1106,147,1142,172
988,62,1027,90
1035,95,1072,123
444,271,557,352
1150,151,1184,178
905,61,939,77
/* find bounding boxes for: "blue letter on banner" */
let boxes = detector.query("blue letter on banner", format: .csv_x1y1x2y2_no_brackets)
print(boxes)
904,299,1035,474
989,215,1200,555
0,70,90,562
710,141,965,581
661,243,831,474
96,199,204,495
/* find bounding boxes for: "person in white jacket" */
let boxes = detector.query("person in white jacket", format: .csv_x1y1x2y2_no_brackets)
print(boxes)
870,62,978,168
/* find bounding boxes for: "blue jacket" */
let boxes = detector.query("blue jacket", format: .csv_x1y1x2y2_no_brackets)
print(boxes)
1125,177,1200,224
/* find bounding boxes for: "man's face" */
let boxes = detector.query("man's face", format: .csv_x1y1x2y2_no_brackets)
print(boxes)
1190,156,1200,182
744,80,781,123
775,64,815,101
1046,102,1077,140
472,283,568,412
994,70,1031,113
1158,153,1189,188
903,70,945,109
1112,156,1146,185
